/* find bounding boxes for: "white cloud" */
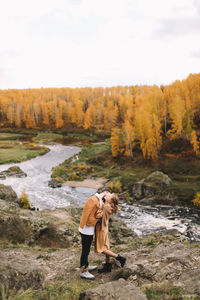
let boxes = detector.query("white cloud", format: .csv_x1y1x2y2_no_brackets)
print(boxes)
0,0,199,89
191,49,200,58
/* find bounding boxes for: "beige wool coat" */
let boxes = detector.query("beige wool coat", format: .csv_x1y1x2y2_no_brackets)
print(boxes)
95,203,113,253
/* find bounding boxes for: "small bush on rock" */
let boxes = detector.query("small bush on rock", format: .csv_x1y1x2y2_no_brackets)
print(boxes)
19,190,31,209
109,180,122,193
192,192,200,207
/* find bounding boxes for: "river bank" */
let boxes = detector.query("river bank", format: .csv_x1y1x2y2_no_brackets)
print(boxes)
0,132,49,164
52,138,200,209
63,177,106,189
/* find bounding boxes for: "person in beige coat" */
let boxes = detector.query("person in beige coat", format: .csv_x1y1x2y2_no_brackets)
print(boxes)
79,191,108,279
95,193,126,273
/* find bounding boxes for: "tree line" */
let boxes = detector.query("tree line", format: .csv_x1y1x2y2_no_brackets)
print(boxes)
0,73,200,160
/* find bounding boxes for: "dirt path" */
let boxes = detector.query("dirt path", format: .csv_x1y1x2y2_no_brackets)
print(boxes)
64,177,107,189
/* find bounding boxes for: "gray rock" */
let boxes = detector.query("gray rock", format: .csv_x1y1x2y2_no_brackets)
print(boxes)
0,199,20,212
132,179,145,200
175,269,200,295
0,184,18,202
109,216,137,245
132,171,175,204
145,171,172,187
79,278,147,300
0,166,27,178
0,207,72,247
48,178,62,188
0,173,6,179
0,254,44,291
124,238,200,296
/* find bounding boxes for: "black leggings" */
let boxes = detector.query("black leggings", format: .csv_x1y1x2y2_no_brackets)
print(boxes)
80,233,93,268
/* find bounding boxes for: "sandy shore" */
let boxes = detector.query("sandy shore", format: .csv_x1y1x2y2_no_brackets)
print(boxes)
63,177,107,189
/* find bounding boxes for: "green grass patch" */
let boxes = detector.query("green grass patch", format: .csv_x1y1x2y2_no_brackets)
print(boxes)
0,140,49,164
32,132,63,143
145,283,198,300
1,279,98,300
2,242,60,253
167,182,197,206
113,234,177,254
183,240,200,248
58,129,110,142
51,140,111,181
0,132,24,140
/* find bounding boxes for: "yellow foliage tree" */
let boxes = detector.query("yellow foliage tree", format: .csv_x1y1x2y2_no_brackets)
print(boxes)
110,127,124,157
190,130,199,153
122,119,135,158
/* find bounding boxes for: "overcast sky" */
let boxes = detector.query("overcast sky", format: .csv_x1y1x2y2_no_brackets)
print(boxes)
0,0,200,89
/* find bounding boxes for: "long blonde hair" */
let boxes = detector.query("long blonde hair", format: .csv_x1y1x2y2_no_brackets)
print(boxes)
110,194,119,214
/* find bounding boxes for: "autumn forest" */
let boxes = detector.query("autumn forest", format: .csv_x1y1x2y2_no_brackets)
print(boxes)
0,73,200,160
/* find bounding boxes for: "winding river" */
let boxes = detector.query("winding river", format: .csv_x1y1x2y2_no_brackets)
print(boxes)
0,143,200,241
0,144,96,210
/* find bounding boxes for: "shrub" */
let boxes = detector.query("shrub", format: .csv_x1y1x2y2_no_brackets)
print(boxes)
115,180,122,192
178,150,196,159
9,166,19,172
109,180,122,193
55,177,64,183
28,142,38,147
52,165,67,178
19,190,31,209
126,192,135,203
77,163,85,170
68,172,79,181
0,284,9,300
192,192,200,207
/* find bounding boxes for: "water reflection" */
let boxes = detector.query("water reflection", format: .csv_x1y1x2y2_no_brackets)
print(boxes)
55,138,91,146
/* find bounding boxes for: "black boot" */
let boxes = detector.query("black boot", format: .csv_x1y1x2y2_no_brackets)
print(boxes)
98,263,112,273
116,255,126,267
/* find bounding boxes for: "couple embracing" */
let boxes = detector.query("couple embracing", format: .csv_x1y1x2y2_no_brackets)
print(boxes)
79,191,126,280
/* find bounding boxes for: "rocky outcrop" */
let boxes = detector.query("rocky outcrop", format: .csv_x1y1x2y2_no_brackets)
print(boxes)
175,268,200,295
0,254,44,291
0,201,136,251
0,166,27,178
0,201,200,298
113,237,200,297
0,182,199,298
0,184,20,213
48,178,62,188
79,278,147,300
0,184,18,202
109,216,137,245
132,171,175,205
0,183,20,211
0,205,78,247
